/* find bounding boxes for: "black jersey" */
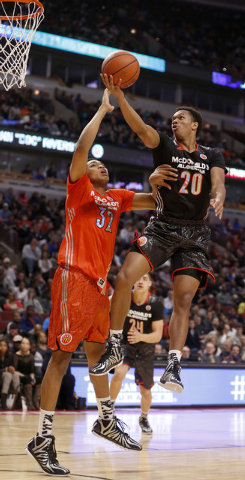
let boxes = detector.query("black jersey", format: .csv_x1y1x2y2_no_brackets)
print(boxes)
152,132,226,220
122,292,163,343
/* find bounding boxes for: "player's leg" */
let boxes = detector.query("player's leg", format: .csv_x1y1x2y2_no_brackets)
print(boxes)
89,251,150,375
85,341,141,451
159,274,200,393
135,349,154,434
26,350,72,476
139,385,153,434
110,251,150,330
110,364,130,411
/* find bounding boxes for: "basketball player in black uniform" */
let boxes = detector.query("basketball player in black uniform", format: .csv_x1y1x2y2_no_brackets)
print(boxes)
110,273,163,434
90,74,226,394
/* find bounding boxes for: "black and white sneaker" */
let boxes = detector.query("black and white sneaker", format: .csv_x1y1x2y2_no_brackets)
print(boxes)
92,416,142,451
89,343,122,376
139,415,153,434
26,434,70,476
158,353,184,393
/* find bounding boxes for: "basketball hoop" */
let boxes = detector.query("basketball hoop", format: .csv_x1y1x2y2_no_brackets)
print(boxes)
0,0,44,90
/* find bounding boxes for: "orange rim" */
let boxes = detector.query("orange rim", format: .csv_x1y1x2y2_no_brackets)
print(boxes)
0,0,44,21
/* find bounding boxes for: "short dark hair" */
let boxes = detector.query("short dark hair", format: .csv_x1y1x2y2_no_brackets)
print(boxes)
175,106,203,136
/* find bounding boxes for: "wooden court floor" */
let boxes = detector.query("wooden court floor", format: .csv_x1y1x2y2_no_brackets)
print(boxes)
0,407,245,479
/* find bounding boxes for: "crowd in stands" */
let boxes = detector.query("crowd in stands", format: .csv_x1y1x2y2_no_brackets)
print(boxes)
41,0,245,79
1,88,245,173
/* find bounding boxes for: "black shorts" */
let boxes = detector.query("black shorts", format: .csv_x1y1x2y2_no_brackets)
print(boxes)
131,215,215,289
122,343,154,390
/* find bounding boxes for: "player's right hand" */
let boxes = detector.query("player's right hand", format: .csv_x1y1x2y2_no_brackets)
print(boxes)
102,88,115,112
101,73,124,100
149,165,178,190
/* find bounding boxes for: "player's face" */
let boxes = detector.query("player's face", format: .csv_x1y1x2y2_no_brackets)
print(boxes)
134,274,151,294
86,160,109,186
171,110,197,140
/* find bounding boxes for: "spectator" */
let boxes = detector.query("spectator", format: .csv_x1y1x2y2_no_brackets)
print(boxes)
30,341,44,381
0,203,10,222
23,288,44,315
34,168,45,181
202,341,221,363
12,334,23,354
181,345,200,362
219,322,236,346
4,311,22,335
17,191,29,206
222,344,241,364
36,331,49,358
216,285,233,306
158,264,171,288
163,288,173,315
193,314,207,345
220,339,233,361
14,281,28,303
20,306,41,334
42,315,50,333
46,163,57,178
232,323,244,346
21,164,33,175
14,337,41,410
22,238,41,276
2,257,16,284
185,319,201,353
3,292,24,312
17,215,32,249
0,339,20,409
38,250,53,281
3,323,19,353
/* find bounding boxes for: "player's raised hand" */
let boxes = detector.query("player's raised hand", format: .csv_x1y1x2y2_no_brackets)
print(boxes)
101,73,124,101
102,88,115,112
149,165,178,191
210,195,224,219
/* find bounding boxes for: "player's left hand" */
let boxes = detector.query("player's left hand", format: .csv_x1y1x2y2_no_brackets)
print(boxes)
210,195,223,219
127,329,142,344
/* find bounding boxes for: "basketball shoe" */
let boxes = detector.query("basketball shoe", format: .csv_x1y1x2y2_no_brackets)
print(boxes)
89,341,122,376
26,434,70,476
92,416,142,451
139,415,153,434
158,353,184,393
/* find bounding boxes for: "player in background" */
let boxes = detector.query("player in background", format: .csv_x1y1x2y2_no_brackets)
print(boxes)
110,273,163,434
26,89,177,476
90,74,226,396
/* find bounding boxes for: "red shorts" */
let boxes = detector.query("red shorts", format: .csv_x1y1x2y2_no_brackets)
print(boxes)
48,265,110,352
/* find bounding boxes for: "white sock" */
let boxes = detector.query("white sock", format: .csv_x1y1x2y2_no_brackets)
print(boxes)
141,411,148,418
96,397,113,420
38,409,55,436
110,330,122,344
169,350,182,362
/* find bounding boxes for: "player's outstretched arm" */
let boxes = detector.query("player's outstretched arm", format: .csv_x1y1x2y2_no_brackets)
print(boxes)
210,167,226,220
101,73,159,149
70,89,114,182
132,164,178,209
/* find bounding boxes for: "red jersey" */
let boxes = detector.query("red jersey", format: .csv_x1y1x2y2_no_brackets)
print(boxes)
58,173,134,291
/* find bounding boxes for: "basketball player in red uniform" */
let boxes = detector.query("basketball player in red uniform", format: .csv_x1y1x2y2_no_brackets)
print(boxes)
26,89,177,476
90,74,226,397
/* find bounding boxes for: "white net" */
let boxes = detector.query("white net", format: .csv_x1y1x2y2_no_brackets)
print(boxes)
0,1,44,90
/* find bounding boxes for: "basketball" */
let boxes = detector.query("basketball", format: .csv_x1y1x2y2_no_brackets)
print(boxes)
101,50,140,89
